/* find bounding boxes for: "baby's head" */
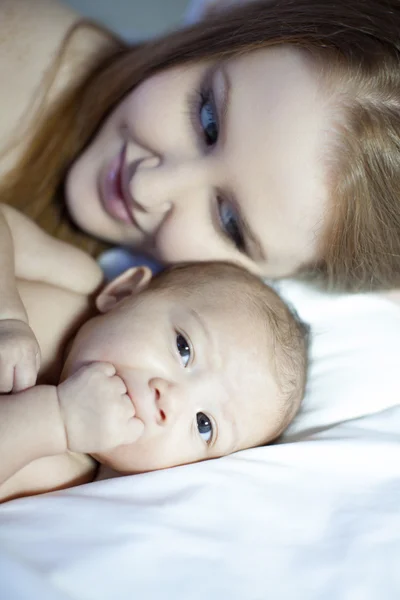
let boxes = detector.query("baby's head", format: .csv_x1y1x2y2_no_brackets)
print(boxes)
63,262,309,473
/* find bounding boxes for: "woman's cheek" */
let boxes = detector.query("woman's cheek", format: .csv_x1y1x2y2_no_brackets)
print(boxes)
120,78,179,147
120,65,206,155
154,223,215,263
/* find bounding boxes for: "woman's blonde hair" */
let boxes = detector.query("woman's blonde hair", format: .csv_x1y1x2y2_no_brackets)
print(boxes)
2,0,400,289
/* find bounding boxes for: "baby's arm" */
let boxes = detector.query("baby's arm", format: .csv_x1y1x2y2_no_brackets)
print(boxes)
0,206,40,391
0,204,103,392
0,385,66,485
0,208,28,323
0,363,144,489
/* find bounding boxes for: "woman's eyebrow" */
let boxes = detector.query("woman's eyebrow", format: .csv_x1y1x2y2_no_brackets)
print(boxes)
214,64,230,148
216,66,267,262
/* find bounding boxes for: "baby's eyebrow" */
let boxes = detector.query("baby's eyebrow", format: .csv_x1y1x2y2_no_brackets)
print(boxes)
189,308,210,340
193,307,221,366
189,308,223,372
188,307,239,454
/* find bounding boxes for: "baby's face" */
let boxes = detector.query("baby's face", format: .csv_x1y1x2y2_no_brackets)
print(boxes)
62,284,280,473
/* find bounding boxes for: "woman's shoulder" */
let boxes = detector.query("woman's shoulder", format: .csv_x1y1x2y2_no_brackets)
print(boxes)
0,0,115,175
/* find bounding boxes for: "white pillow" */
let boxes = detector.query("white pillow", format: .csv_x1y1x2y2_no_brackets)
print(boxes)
273,280,400,440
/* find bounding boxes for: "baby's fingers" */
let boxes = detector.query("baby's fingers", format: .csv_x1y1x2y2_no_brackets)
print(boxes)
81,362,116,377
13,359,38,392
112,375,127,396
0,362,14,393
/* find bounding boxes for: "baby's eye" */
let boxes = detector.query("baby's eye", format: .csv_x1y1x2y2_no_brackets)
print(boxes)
199,91,219,147
176,333,191,367
196,412,213,443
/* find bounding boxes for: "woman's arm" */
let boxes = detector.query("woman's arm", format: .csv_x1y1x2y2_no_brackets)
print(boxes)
0,204,103,294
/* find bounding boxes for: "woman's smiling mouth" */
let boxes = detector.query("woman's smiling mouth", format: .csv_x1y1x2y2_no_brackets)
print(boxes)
100,145,134,225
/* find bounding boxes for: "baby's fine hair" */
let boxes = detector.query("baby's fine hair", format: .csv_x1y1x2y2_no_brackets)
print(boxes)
148,262,310,438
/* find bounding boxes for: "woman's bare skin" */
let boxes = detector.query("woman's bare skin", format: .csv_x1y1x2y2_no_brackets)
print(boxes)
0,0,114,177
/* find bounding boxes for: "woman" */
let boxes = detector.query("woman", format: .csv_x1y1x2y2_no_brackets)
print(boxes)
1,0,400,291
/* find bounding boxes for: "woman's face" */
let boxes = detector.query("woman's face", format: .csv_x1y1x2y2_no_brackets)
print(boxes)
66,45,332,278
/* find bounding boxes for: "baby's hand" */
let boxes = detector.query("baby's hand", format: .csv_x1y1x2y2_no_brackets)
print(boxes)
57,362,144,454
0,319,41,393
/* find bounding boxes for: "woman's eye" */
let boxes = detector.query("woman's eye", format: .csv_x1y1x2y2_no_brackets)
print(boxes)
199,92,219,147
176,333,191,367
196,412,213,443
217,197,245,252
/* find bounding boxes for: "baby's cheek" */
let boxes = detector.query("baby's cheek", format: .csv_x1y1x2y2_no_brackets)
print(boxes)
95,444,139,473
96,434,160,474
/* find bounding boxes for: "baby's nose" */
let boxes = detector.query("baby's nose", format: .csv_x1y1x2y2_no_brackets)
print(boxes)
150,377,180,425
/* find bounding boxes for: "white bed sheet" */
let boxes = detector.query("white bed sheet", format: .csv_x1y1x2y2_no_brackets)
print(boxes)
0,283,399,600
0,407,399,600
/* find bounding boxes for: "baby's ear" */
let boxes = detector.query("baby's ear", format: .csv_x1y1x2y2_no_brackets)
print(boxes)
96,266,153,313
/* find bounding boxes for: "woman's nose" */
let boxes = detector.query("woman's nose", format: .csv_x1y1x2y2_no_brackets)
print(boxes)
128,156,207,215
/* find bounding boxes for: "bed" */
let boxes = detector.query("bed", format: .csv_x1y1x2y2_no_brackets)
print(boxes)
1,279,399,599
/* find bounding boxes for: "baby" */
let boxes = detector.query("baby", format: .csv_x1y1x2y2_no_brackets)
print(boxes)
0,205,309,503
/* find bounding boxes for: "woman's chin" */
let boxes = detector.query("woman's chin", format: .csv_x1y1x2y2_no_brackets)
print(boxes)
67,193,132,245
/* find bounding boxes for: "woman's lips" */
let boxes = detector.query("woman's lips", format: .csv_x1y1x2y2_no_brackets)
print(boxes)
100,146,135,225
